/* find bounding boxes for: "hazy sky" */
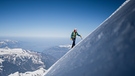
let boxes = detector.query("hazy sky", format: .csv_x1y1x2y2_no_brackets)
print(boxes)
0,0,125,38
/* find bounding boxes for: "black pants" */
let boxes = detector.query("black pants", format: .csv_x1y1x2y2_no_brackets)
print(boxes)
71,38,76,48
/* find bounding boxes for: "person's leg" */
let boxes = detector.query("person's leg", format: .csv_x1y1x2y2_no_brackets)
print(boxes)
71,38,76,48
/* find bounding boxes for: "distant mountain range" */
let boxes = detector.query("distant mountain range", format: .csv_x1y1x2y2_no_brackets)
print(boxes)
0,39,70,76
0,39,20,48
43,45,71,60
0,48,46,76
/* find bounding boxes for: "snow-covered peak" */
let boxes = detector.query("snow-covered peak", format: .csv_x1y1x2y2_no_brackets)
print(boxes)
9,68,46,76
0,48,26,55
0,48,46,76
0,48,32,58
0,48,44,65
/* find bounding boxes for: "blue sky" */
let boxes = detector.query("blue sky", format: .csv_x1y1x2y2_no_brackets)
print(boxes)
0,0,125,38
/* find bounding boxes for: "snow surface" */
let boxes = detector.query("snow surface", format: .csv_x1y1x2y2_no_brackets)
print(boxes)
9,68,46,76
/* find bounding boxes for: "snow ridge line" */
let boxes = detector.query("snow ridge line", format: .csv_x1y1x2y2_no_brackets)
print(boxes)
84,0,130,41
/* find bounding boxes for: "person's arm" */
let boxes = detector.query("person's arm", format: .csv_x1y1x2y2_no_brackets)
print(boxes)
76,32,80,36
77,32,82,39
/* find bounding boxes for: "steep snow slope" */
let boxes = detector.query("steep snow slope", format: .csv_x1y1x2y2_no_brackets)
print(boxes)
44,0,135,76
